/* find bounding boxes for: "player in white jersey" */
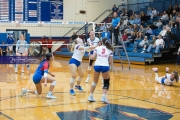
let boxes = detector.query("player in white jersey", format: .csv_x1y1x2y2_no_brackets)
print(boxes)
85,31,100,82
152,67,179,86
88,38,114,104
69,38,95,96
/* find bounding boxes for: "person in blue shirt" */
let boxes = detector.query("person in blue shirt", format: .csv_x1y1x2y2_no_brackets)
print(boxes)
7,35,14,56
101,31,111,41
111,12,120,45
134,15,141,25
112,4,118,13
0,41,8,56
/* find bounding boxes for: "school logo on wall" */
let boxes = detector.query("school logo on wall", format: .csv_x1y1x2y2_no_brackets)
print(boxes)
51,1,63,20
57,104,173,120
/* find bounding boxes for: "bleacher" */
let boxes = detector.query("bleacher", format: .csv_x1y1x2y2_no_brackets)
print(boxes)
54,0,180,65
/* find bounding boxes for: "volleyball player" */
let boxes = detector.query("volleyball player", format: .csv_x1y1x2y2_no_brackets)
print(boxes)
69,38,95,95
85,31,100,83
88,38,113,104
15,34,30,73
152,67,179,86
21,53,57,99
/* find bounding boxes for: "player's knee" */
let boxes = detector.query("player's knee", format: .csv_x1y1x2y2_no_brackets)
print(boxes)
77,77,83,82
92,82,97,87
72,76,76,79
51,80,56,86
103,78,110,90
89,59,94,66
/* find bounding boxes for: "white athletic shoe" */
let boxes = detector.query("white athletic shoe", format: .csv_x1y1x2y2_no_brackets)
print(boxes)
88,95,95,102
166,67,169,72
21,88,27,97
85,75,90,83
46,94,57,99
100,96,109,104
152,68,158,72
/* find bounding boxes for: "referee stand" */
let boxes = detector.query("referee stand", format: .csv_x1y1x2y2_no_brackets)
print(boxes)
111,27,131,71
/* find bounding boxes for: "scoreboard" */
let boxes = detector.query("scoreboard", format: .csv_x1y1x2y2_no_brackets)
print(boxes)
0,0,63,21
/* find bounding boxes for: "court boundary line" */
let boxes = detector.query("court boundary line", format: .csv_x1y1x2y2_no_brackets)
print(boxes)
0,112,13,120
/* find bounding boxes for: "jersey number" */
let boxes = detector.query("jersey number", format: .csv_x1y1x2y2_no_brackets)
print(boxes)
101,48,106,54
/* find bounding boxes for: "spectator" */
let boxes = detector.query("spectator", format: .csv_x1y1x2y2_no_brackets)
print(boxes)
147,7,152,19
169,14,176,28
149,36,156,45
95,24,100,32
164,27,173,49
71,32,78,41
42,36,47,56
147,35,164,54
123,17,128,26
133,36,149,53
145,26,153,39
133,24,139,33
151,7,158,19
167,5,173,16
175,46,180,66
140,12,148,25
119,32,128,44
0,41,8,56
7,35,14,56
159,26,167,37
119,20,125,33
156,19,163,28
112,4,118,13
160,11,169,22
134,15,141,25
174,5,179,12
124,31,136,47
136,25,146,39
47,37,52,53
112,12,120,45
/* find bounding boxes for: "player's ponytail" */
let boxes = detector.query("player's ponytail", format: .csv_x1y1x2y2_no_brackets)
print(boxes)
71,39,78,52
172,70,179,82
102,38,114,52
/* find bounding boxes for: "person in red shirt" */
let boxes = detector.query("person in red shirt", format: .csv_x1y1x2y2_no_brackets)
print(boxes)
42,36,47,56
47,37,52,53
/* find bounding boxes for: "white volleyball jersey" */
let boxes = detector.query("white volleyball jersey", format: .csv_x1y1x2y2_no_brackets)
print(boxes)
87,37,100,46
72,44,85,62
163,74,174,85
94,46,113,66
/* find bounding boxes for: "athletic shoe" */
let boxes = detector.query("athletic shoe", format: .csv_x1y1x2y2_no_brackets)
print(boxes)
70,89,75,96
46,94,57,99
152,68,158,72
22,69,24,73
100,96,109,104
141,51,145,53
166,67,169,72
85,76,90,83
21,88,27,97
75,85,83,91
88,95,95,102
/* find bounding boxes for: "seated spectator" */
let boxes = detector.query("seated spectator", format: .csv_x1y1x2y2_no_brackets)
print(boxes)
167,5,173,17
174,5,179,12
172,9,177,17
136,25,146,39
147,35,164,54
126,25,134,35
133,36,149,53
119,20,125,33
124,31,136,47
134,15,141,25
176,12,180,21
119,32,128,44
140,12,148,25
169,14,176,28
172,18,179,34
151,7,158,19
175,46,180,66
95,24,100,32
147,7,152,19
0,41,8,56
100,23,106,32
156,19,163,28
123,17,128,26
160,11,169,22
164,27,173,48
149,36,156,46
129,16,134,25
145,26,153,39
112,4,118,13
159,26,167,37
133,24,139,33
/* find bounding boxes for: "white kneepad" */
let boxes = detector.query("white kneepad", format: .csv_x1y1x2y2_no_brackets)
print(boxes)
70,78,75,83
51,81,56,86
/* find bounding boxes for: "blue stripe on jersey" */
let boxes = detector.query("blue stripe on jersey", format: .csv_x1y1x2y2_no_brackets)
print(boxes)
110,53,113,56
76,45,80,49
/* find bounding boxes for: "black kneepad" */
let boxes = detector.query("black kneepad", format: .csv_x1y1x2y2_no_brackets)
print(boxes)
103,78,110,90
89,59,94,66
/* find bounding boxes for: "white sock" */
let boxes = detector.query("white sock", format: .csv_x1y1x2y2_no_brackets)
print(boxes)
48,91,52,95
90,93,93,96
35,90,38,95
88,74,90,77
155,73,158,78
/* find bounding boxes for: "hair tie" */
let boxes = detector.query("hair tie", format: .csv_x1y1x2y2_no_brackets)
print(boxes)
105,40,109,43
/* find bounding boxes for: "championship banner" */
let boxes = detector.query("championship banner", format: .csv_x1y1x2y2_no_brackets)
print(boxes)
51,0,63,20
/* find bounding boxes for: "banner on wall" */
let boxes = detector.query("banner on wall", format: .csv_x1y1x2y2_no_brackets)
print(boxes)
51,0,63,20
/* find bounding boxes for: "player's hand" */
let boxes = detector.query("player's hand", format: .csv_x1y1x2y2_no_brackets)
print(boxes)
51,74,55,77
44,82,47,87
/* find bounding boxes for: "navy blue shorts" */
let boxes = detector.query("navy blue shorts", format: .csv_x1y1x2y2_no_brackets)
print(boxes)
69,58,81,67
90,50,94,55
94,66,109,73
33,73,42,84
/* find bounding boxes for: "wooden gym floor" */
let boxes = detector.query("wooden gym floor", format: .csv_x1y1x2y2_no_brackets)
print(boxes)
0,57,180,120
